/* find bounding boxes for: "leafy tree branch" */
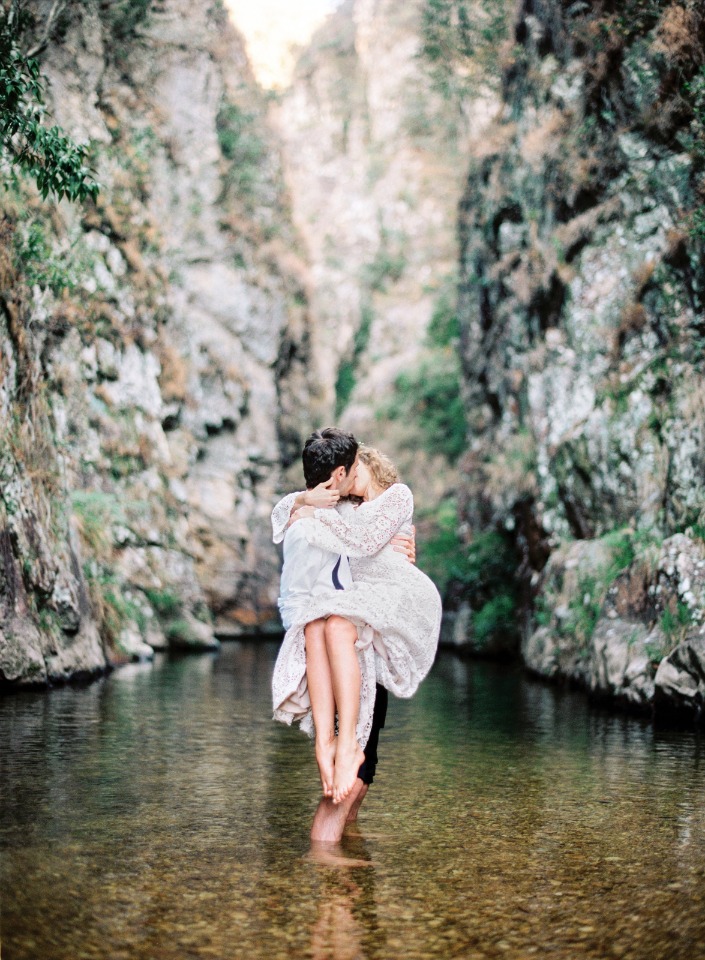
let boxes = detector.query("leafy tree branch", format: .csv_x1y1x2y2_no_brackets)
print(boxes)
0,0,99,202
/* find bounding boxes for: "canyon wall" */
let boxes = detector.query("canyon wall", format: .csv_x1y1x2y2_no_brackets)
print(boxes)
454,0,705,718
274,0,494,511
0,0,314,685
4,0,705,724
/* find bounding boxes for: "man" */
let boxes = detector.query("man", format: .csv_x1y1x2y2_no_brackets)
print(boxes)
274,427,413,844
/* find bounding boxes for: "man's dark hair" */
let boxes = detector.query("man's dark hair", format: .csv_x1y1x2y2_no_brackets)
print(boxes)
302,427,358,489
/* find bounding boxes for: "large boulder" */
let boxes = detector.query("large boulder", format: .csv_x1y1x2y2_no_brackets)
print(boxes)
524,532,705,718
655,631,705,722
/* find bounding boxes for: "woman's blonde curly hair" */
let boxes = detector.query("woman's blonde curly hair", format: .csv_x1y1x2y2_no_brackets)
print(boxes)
358,445,399,490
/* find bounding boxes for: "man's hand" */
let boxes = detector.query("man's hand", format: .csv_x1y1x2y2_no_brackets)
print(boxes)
288,505,316,527
391,525,416,564
294,478,340,510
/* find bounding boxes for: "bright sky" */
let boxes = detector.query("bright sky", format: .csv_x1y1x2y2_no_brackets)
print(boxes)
225,0,341,89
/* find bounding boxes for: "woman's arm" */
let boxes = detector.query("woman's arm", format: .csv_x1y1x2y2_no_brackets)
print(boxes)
271,493,302,544
302,484,414,557
271,481,342,543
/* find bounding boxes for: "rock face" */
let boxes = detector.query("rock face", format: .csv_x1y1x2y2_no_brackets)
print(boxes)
0,0,314,685
522,532,705,713
274,0,493,505
455,1,705,718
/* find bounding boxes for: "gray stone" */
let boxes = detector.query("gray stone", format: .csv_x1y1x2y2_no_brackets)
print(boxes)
588,617,654,708
118,623,156,663
654,631,705,719
166,614,219,652
0,622,48,686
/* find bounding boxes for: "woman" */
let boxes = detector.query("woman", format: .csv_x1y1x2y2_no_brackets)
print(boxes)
271,447,442,803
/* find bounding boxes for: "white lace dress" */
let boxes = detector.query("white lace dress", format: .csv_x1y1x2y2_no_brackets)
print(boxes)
270,483,443,747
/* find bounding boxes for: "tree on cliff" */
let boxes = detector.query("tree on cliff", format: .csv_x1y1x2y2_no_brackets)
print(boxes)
0,0,98,202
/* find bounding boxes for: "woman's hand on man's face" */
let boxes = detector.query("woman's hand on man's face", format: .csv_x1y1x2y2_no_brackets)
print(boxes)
391,525,416,563
303,479,341,509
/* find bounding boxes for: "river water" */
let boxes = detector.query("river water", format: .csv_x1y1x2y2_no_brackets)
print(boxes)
1,642,704,960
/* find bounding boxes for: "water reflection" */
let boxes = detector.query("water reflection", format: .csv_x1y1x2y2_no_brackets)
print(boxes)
2,643,705,959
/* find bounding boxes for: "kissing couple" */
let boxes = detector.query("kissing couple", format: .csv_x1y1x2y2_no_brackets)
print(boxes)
271,428,442,842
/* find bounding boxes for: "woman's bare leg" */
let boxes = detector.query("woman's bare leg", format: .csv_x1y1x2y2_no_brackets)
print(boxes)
305,619,336,797
325,615,365,804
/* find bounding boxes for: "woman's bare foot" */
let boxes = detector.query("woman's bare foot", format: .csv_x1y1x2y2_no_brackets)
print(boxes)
332,740,365,805
315,738,336,797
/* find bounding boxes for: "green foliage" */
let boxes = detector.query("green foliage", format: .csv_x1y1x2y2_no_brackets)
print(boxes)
103,586,147,639
101,0,152,41
419,0,512,102
363,228,407,292
38,606,60,632
12,219,94,294
110,452,145,480
81,566,147,647
387,352,466,462
216,99,267,205
0,9,99,202
143,587,182,619
335,301,374,416
601,528,636,577
71,490,124,557
687,522,705,543
549,527,662,649
165,618,197,644
416,497,466,595
418,498,519,648
533,593,552,628
682,66,705,155
686,205,705,242
566,572,604,651
679,66,705,242
472,593,516,649
427,279,461,347
607,0,664,42
660,601,693,639
382,276,466,463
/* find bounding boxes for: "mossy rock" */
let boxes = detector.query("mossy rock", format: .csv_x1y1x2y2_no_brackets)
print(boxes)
165,616,219,652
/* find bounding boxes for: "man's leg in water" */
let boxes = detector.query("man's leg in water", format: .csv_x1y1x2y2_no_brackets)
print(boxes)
305,618,336,797
310,778,365,843
348,684,387,823
311,685,387,841
325,615,365,804
345,784,369,824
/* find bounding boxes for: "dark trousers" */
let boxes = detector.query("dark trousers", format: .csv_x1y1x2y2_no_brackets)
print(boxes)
357,684,388,785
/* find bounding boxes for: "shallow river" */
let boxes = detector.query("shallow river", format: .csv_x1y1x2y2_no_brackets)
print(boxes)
2,642,705,960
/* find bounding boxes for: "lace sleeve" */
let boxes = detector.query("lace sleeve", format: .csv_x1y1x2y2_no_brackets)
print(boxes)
271,492,303,544
305,484,413,557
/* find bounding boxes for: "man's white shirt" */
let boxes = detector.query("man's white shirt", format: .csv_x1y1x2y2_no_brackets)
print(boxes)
278,522,352,630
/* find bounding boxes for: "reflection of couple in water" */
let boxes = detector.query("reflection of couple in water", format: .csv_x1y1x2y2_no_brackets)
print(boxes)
308,839,385,960
271,427,442,843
